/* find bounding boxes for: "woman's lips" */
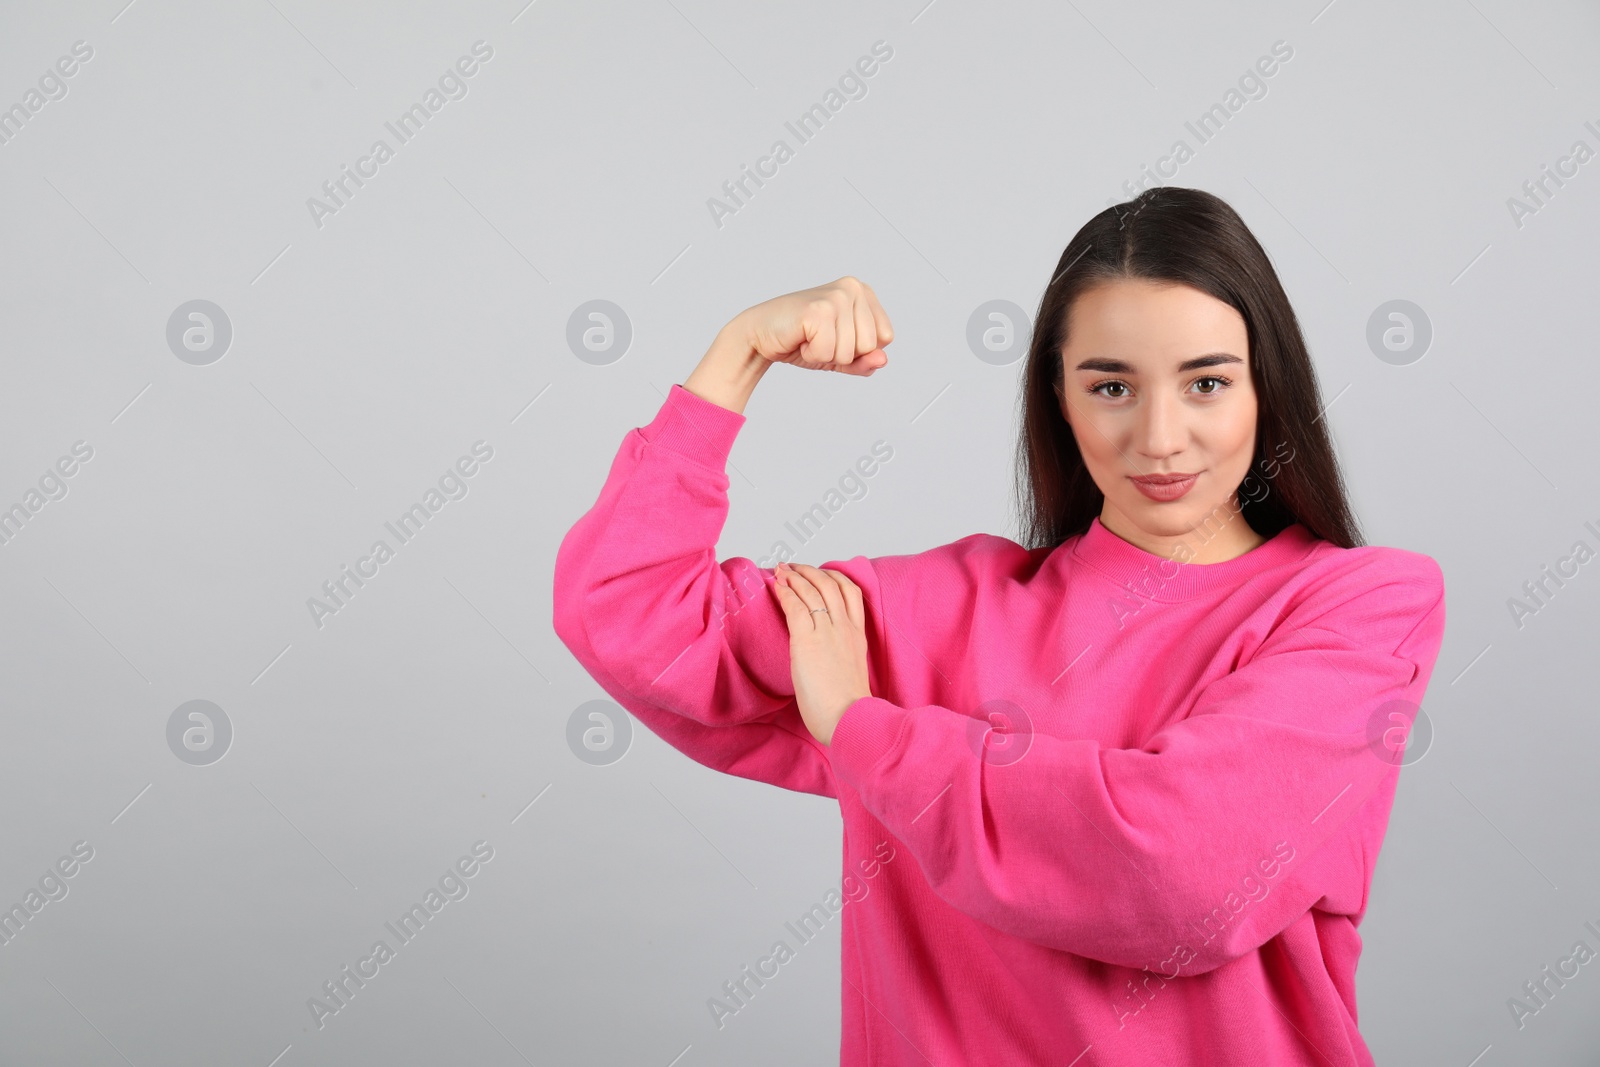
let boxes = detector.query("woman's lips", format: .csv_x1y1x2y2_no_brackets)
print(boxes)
1130,472,1198,502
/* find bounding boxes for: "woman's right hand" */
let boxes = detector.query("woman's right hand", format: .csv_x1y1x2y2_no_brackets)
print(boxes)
734,276,893,376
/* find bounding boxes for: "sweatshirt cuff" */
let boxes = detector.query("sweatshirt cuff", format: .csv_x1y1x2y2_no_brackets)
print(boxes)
639,383,747,469
829,696,912,790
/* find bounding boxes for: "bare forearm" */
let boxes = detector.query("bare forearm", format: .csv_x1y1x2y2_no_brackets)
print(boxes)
683,314,771,416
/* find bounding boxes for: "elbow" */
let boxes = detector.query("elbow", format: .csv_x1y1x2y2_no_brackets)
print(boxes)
1087,890,1225,973
554,573,695,717
1155,923,1265,978
551,596,587,663
551,518,648,675
1080,910,1248,977
922,868,1175,970
1136,884,1279,977
551,584,646,701
956,877,1246,975
550,540,599,665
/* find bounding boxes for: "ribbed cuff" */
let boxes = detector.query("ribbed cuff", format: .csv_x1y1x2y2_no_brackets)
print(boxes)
829,696,912,791
638,383,747,469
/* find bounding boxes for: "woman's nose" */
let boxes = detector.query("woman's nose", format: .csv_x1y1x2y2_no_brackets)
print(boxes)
1133,393,1186,458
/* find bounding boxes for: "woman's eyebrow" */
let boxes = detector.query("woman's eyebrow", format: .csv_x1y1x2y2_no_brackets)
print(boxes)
1071,352,1245,374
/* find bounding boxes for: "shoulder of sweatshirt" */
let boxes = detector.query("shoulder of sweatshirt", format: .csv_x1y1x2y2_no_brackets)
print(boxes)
1249,537,1447,672
1287,538,1445,621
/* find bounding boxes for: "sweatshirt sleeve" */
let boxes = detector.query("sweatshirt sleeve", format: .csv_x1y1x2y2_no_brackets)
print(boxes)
552,383,878,798
826,562,1447,973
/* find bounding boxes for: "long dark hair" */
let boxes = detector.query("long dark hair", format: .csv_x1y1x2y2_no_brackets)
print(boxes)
1013,185,1364,551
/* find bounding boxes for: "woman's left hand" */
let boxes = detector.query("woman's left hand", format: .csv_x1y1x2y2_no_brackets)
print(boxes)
773,562,872,746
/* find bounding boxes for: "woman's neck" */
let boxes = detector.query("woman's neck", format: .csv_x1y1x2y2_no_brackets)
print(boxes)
1098,501,1267,565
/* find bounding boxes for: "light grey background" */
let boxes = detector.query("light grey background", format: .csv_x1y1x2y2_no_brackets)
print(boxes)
2,1,1597,1064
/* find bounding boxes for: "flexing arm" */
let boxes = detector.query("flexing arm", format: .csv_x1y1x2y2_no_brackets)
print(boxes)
551,279,893,794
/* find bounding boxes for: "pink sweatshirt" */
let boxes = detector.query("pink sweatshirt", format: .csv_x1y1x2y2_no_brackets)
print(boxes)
552,383,1447,1066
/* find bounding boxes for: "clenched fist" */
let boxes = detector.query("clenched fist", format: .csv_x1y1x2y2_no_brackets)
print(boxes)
739,276,893,375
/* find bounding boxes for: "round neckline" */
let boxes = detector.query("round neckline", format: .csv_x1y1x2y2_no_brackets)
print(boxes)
1069,514,1318,602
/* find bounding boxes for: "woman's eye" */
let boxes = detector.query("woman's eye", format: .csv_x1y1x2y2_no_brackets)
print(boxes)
1193,375,1232,395
1089,381,1128,398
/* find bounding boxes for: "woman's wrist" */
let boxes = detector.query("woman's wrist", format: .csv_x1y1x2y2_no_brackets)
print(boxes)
683,314,770,416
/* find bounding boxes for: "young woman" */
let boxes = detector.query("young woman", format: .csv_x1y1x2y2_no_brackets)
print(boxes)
553,186,1446,1066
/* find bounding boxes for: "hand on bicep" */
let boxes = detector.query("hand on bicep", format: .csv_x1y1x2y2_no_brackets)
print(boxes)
772,562,873,746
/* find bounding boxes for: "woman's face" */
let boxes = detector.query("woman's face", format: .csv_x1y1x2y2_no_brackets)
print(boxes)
1056,277,1263,563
